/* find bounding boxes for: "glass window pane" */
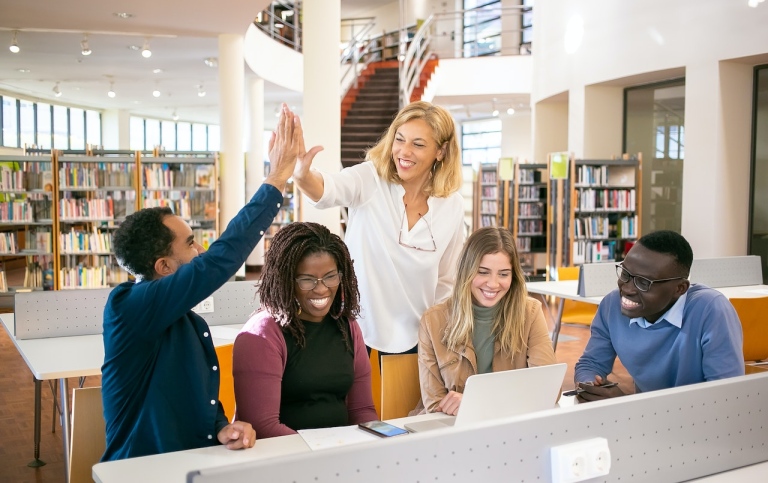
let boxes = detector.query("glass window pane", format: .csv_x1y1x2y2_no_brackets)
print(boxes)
208,125,220,151
161,121,176,150
2,96,18,147
145,119,160,150
37,103,52,149
19,100,35,148
177,122,192,151
86,110,101,148
192,123,207,151
70,108,85,150
53,105,68,149
130,117,145,150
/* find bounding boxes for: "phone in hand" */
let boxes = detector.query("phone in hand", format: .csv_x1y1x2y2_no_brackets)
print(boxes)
358,420,409,437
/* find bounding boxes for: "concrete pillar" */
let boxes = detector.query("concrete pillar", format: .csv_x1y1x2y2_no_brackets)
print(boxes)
246,77,266,266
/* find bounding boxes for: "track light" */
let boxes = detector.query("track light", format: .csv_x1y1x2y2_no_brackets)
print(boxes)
81,34,92,56
507,108,515,116
152,88,161,98
9,31,20,54
197,85,206,97
141,39,152,58
53,82,62,98
172,110,179,121
108,81,116,98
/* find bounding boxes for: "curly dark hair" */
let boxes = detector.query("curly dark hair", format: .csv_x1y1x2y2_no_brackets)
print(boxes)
258,222,361,350
113,206,175,281
637,230,694,273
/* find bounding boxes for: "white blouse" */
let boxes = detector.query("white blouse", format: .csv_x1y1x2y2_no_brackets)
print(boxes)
312,162,466,352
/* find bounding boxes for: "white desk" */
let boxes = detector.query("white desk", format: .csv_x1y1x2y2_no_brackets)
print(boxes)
526,280,768,350
0,313,243,480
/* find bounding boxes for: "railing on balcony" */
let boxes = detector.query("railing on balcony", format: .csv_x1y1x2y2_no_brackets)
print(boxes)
253,1,302,51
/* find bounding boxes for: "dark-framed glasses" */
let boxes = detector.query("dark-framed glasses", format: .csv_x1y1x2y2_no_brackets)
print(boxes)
398,206,437,252
295,272,342,291
615,264,686,292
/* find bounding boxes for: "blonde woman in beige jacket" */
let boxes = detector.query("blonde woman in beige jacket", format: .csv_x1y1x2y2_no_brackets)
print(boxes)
416,227,557,415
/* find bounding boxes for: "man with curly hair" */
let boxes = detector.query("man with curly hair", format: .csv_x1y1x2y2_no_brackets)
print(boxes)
101,105,301,461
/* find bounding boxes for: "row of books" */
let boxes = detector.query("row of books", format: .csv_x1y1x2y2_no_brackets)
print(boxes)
518,219,544,235
573,215,638,240
574,165,636,188
60,229,113,254
0,229,52,254
516,237,546,253
142,198,213,221
518,202,545,218
193,229,217,251
517,169,543,184
576,188,636,212
518,186,544,200
58,163,136,189
480,201,498,214
142,165,215,189
59,198,114,220
571,239,633,264
0,201,35,222
479,215,497,227
481,186,497,198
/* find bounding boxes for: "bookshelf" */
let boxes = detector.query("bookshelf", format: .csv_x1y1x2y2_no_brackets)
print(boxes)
140,153,220,251
512,162,548,281
474,163,499,230
569,155,642,265
365,25,417,62
0,154,55,293
263,180,296,254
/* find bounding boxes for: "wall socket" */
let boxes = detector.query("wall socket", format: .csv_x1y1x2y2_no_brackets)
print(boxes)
550,437,611,483
192,296,215,314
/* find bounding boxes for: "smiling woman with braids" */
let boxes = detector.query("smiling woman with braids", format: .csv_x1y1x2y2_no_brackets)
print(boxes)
233,222,378,438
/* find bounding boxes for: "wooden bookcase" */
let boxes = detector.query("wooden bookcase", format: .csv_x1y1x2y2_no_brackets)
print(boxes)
473,163,499,230
365,25,417,62
512,162,548,281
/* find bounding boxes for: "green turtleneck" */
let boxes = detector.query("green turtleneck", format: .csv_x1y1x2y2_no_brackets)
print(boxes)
471,304,497,374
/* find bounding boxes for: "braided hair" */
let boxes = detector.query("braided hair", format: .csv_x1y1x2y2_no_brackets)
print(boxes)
258,222,361,350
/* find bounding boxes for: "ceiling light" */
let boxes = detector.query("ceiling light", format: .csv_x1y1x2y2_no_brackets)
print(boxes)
203,57,218,68
53,82,62,98
17,68,30,73
197,85,206,97
152,68,163,74
141,39,152,58
152,89,161,98
172,110,179,121
492,109,499,117
9,31,20,54
274,23,285,29
108,81,116,98
81,34,92,56
507,108,515,116
113,12,134,19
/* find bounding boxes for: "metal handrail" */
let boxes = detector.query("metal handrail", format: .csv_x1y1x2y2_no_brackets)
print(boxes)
340,18,377,100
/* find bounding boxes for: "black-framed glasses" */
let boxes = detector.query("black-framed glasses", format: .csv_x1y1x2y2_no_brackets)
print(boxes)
295,272,342,291
398,206,437,252
615,264,686,292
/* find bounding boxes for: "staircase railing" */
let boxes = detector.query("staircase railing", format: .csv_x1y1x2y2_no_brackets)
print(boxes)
399,15,435,108
340,17,377,101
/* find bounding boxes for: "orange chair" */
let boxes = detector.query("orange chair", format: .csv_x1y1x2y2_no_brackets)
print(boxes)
215,343,236,421
728,297,768,363
557,267,598,326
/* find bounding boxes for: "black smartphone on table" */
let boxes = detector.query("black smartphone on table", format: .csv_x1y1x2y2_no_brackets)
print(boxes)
358,420,409,437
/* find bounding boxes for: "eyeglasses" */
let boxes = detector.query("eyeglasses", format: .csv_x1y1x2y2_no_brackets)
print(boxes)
295,272,342,291
398,206,437,252
615,264,686,292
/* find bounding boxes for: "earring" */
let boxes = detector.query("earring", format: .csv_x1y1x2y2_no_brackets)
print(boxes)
332,287,345,319
295,298,302,316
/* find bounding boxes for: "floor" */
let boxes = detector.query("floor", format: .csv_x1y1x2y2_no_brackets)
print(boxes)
0,290,632,483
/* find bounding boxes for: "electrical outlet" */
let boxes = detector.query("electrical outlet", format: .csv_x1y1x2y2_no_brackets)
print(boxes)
551,437,611,483
192,296,215,314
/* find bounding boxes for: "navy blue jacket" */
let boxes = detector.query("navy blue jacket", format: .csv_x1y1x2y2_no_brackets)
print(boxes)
101,184,283,461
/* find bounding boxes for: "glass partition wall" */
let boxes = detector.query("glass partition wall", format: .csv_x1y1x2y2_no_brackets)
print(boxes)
749,65,768,283
624,79,686,234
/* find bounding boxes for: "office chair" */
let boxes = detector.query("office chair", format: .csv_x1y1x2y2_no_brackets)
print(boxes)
728,297,768,364
369,349,382,418
380,353,421,420
215,343,236,421
557,266,598,326
69,386,105,483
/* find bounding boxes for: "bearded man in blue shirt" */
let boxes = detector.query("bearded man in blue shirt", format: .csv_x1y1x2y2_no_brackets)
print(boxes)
574,230,744,402
101,105,302,461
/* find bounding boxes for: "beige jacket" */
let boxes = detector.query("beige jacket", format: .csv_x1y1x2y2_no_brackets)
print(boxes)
416,297,557,413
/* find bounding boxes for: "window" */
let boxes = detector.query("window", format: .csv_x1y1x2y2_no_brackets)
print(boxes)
37,103,52,149
86,110,101,148
463,0,501,57
461,119,502,167
19,100,35,148
208,125,220,152
53,105,68,149
161,121,176,150
70,108,85,150
145,119,160,150
2,96,18,147
130,117,145,151
192,123,207,151
177,122,192,151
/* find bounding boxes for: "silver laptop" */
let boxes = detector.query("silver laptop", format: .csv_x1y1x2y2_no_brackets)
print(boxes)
405,363,567,432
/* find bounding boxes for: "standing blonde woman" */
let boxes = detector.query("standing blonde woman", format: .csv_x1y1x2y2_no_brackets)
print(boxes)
417,227,557,415
293,101,465,356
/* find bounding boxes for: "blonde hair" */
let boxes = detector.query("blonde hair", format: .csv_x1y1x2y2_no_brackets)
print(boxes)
366,101,462,197
443,227,529,355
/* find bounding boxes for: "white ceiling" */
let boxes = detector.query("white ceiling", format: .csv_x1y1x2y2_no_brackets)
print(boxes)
0,0,518,128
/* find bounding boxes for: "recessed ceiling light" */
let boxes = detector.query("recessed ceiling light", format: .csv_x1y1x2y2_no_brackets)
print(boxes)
17,68,30,73
128,45,141,51
203,57,218,68
113,12,134,19
152,68,163,74
152,89,161,98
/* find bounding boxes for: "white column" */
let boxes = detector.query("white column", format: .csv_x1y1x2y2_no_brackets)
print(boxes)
246,77,266,266
532,99,569,164
681,60,752,257
218,34,246,275
102,109,130,149
301,0,341,235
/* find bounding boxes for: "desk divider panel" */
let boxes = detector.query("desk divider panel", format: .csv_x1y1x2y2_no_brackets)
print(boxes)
578,262,617,297
14,281,259,340
189,373,768,483
690,256,763,288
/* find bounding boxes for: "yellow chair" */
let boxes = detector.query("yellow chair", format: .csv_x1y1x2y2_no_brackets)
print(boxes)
558,267,598,326
69,386,105,483
728,297,768,363
380,354,421,420
369,350,382,418
215,343,236,421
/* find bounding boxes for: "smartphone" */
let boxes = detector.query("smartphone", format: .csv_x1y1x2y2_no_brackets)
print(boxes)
358,420,409,437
